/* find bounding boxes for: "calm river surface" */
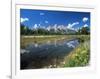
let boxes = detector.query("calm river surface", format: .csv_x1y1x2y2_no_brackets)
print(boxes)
21,38,79,69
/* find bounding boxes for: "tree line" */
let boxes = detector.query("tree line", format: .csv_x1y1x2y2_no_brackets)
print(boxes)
21,24,90,35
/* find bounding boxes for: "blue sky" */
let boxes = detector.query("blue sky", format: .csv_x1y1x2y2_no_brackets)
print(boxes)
20,9,90,30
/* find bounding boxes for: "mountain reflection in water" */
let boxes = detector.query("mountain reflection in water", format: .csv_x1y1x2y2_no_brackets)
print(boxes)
21,39,79,69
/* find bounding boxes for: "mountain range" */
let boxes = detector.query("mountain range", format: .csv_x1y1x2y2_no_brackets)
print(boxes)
31,24,77,34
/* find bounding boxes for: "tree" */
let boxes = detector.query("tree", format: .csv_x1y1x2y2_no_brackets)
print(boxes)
76,27,90,35
81,27,90,35
21,24,32,35
21,24,26,35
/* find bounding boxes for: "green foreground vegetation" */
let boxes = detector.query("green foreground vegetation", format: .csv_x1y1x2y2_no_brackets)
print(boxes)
63,35,90,67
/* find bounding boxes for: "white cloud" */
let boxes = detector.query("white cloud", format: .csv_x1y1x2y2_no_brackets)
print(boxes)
83,24,88,27
45,20,49,23
40,13,45,15
21,18,29,23
82,17,88,22
67,22,79,29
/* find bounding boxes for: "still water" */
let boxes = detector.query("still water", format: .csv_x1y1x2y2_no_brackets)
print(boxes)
21,39,79,69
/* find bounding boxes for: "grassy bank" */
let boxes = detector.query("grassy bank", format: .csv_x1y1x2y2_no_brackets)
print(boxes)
63,36,90,67
21,35,82,48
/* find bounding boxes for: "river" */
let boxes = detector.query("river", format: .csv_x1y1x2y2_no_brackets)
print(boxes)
21,38,79,69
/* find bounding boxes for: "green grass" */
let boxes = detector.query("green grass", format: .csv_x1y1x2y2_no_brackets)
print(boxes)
63,36,90,67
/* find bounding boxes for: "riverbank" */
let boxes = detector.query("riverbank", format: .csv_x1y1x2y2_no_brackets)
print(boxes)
21,35,89,48
21,35,80,48
63,36,90,67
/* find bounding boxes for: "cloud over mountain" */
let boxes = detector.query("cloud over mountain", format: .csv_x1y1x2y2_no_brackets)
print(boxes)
83,24,88,27
67,22,79,30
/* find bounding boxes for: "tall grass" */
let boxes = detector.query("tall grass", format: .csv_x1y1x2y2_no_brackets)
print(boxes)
63,36,90,67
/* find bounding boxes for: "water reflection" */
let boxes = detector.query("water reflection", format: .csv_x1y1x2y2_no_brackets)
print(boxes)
34,43,38,47
66,40,79,48
21,38,79,69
